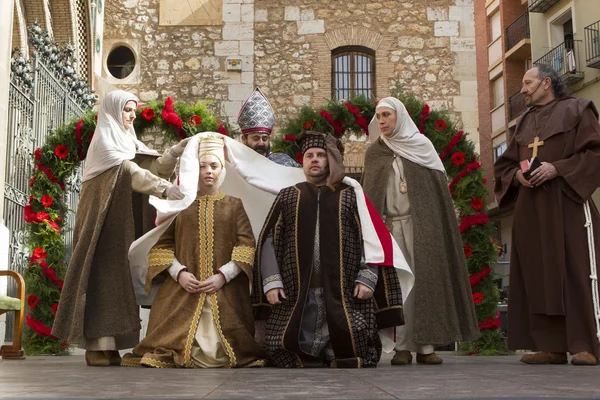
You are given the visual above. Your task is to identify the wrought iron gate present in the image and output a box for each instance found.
[3,53,87,341]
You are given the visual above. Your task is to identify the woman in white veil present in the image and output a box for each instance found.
[52,90,186,367]
[362,97,479,366]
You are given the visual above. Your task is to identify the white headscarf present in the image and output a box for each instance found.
[369,97,445,173]
[82,90,155,182]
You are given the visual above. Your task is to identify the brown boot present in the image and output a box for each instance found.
[417,352,443,365]
[571,352,599,366]
[391,350,412,365]
[520,351,567,365]
[104,351,122,366]
[85,350,110,367]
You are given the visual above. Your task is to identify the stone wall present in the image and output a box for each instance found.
[101,0,478,159]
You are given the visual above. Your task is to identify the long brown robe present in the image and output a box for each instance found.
[495,97,600,357]
[52,156,173,348]
[128,194,266,368]
[362,138,480,346]
[53,164,142,346]
[252,182,404,368]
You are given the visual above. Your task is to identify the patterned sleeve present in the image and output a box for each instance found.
[252,191,284,309]
[144,220,176,293]
[230,199,256,279]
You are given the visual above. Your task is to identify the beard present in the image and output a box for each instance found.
[250,143,270,157]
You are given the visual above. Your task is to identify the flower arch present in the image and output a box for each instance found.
[24,90,506,356]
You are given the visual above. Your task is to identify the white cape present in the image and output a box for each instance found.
[128,132,414,351]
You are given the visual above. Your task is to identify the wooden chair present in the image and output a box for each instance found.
[0,270,25,359]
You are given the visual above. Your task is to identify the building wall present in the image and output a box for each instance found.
[100,0,479,157]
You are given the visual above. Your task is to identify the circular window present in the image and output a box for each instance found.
[107,46,136,79]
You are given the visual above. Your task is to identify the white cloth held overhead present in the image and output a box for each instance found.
[369,97,445,173]
[129,132,414,308]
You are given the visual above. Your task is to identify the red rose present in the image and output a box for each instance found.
[463,244,473,258]
[51,303,59,315]
[33,247,47,259]
[35,212,50,223]
[41,195,53,208]
[24,205,35,223]
[29,176,36,187]
[303,121,315,130]
[482,177,488,184]
[218,122,228,136]
[141,108,155,121]
[27,294,39,309]
[54,145,69,160]
[48,221,60,233]
[295,152,304,164]
[94,114,98,121]
[472,292,484,305]
[34,148,42,160]
[434,120,447,131]
[451,152,466,166]
[471,197,484,211]
[284,134,296,141]
[189,115,202,126]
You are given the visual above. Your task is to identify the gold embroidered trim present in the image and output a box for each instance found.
[376,305,403,312]
[183,293,206,368]
[339,187,358,357]
[209,293,237,368]
[140,356,176,369]
[120,358,142,368]
[148,248,174,267]
[282,186,303,367]
[231,246,255,266]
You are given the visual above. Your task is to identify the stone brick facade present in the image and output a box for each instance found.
[100,0,479,162]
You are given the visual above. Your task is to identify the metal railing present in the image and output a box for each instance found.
[3,56,85,341]
[528,0,560,13]
[584,20,600,69]
[506,12,530,52]
[533,40,584,84]
[508,90,526,121]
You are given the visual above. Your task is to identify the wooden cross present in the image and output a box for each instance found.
[528,136,545,158]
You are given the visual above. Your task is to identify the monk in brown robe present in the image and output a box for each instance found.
[495,64,600,366]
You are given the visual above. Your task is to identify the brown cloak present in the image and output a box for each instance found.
[362,138,480,346]
[252,182,404,368]
[495,97,600,357]
[52,164,140,344]
[130,194,266,368]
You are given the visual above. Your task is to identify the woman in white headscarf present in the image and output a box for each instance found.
[362,97,479,366]
[52,90,186,367]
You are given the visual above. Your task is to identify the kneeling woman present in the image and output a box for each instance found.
[123,135,266,368]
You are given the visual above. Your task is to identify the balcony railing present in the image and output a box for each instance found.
[533,40,584,86]
[528,0,560,13]
[584,20,600,69]
[509,91,526,121]
[506,12,530,51]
